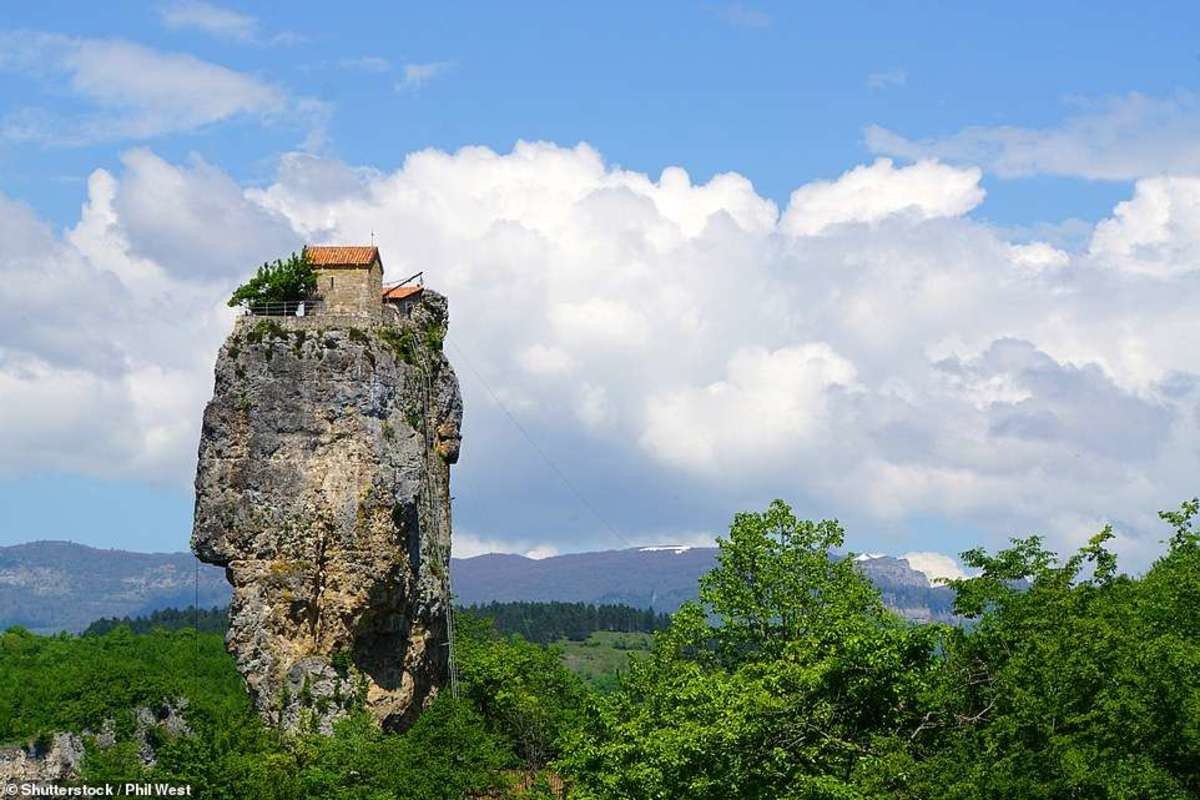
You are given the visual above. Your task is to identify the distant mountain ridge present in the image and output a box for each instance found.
[0,541,956,634]
[451,545,955,622]
[0,541,230,635]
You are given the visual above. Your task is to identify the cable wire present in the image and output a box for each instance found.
[447,338,633,549]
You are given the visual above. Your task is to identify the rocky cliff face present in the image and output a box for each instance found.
[0,734,85,785]
[0,700,191,783]
[191,291,461,733]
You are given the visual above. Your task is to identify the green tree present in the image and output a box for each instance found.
[699,500,893,660]
[561,500,942,800]
[891,503,1200,799]
[273,701,509,800]
[463,601,671,644]
[456,611,589,772]
[227,251,317,309]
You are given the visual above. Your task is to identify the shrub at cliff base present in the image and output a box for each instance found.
[0,609,584,798]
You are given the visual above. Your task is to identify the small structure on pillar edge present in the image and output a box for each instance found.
[250,244,424,322]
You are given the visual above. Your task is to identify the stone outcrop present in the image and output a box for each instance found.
[0,734,84,785]
[133,699,191,766]
[0,700,191,784]
[191,291,462,733]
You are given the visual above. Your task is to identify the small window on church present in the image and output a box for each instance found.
[330,277,334,288]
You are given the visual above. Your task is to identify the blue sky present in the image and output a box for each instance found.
[2,2,1200,578]
[6,1,1179,226]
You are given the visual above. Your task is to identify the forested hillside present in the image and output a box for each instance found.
[83,601,670,645]
[462,601,671,643]
[84,606,229,636]
[0,542,229,634]
[3,499,1197,798]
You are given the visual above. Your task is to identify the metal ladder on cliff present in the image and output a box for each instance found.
[416,351,459,699]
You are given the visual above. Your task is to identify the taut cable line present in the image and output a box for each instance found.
[447,338,634,550]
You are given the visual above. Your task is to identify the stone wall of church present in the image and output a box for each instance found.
[316,262,383,320]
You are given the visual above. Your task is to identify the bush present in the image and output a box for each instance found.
[2,624,519,799]
[456,612,589,772]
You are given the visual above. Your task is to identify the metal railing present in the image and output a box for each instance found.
[243,299,324,317]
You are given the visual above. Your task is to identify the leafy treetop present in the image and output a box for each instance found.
[227,252,317,308]
[561,497,1200,800]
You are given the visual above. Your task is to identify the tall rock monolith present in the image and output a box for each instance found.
[191,290,461,733]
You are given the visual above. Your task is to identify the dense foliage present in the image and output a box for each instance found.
[84,606,229,636]
[81,601,667,645]
[4,498,1198,798]
[888,509,1200,798]
[1,610,583,798]
[0,625,246,745]
[560,500,942,798]
[465,601,671,644]
[456,613,589,772]
[226,251,317,309]
[559,499,1200,799]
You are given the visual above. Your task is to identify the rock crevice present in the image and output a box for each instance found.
[191,291,461,733]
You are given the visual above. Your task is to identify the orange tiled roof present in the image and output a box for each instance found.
[304,245,380,268]
[383,285,423,301]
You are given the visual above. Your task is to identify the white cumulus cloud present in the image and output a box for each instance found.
[1089,175,1200,278]
[3,140,1200,566]
[641,344,858,473]
[901,551,968,582]
[780,158,985,236]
